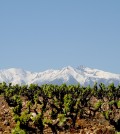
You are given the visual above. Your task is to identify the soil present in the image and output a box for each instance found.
[0,96,116,134]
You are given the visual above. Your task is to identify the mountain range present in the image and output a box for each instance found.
[0,66,120,86]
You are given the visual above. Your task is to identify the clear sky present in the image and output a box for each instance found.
[0,1,120,73]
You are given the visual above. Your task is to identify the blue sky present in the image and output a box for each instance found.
[0,1,120,73]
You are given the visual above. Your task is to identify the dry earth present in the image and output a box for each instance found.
[0,96,116,134]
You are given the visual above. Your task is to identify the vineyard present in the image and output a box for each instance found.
[0,82,120,134]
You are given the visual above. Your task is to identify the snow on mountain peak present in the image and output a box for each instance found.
[77,65,86,70]
[6,68,27,75]
[0,66,120,86]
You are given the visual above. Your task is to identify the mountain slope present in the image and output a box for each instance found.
[0,66,120,86]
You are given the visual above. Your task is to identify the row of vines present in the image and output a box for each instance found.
[0,82,120,133]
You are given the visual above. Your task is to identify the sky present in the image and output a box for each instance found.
[0,1,120,73]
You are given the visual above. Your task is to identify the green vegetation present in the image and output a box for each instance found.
[0,82,119,133]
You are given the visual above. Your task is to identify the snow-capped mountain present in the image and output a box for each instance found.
[0,66,120,86]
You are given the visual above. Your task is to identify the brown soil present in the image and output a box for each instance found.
[0,96,116,134]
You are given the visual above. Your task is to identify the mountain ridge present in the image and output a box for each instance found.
[0,66,120,86]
